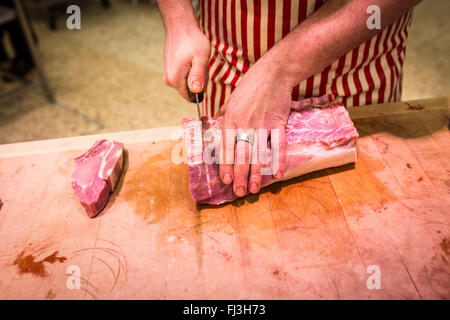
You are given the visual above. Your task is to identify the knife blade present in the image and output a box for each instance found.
[194,93,201,119]
[187,86,204,119]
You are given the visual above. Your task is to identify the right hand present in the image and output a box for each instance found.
[162,25,211,101]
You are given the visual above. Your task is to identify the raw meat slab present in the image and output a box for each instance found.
[72,139,124,217]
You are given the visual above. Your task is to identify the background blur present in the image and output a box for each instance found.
[0,0,448,144]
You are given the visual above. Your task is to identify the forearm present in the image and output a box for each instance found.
[157,0,199,31]
[265,0,421,87]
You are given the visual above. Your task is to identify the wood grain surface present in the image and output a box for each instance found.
[0,97,448,299]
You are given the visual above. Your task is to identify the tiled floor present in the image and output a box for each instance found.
[0,0,448,144]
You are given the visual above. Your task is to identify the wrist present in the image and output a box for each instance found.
[160,7,199,34]
[166,21,203,43]
[158,0,199,32]
[261,41,306,89]
[165,17,198,32]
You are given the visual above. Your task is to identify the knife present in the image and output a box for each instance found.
[187,87,204,119]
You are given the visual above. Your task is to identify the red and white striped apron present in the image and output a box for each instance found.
[198,0,413,116]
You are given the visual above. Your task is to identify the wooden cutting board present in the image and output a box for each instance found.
[0,97,449,300]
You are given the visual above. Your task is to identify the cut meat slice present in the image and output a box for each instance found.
[72,139,124,217]
[181,94,359,205]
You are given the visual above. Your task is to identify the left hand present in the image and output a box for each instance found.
[217,54,294,197]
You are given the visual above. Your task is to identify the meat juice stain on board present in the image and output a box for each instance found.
[13,250,67,277]
[122,141,182,225]
[405,102,425,111]
[45,289,57,299]
[414,236,450,298]
[122,139,211,267]
[441,238,450,255]
[123,140,239,249]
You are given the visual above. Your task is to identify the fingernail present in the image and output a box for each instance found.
[191,81,201,92]
[250,183,258,194]
[236,186,245,196]
[223,173,231,184]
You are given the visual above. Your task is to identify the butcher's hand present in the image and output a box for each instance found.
[162,24,210,101]
[218,53,294,197]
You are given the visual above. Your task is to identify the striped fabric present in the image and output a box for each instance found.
[198,0,413,116]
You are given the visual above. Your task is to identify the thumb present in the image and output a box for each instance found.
[187,54,209,93]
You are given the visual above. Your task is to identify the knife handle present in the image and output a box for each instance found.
[187,87,204,103]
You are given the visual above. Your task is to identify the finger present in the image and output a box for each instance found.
[219,120,235,185]
[214,103,227,118]
[187,53,209,93]
[233,130,252,197]
[178,82,191,102]
[249,129,267,194]
[271,127,286,180]
[163,59,191,101]
[165,72,192,102]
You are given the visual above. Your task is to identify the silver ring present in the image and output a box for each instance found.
[236,132,254,145]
